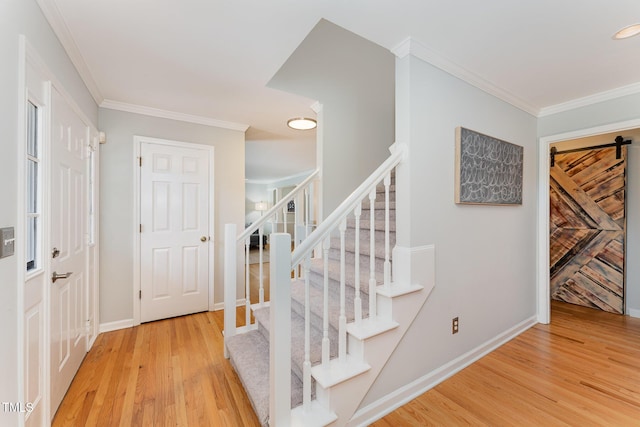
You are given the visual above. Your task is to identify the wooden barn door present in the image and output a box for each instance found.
[550,146,626,314]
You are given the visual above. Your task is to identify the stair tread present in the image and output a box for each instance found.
[253,305,337,381]
[290,278,370,336]
[308,257,387,295]
[226,330,304,427]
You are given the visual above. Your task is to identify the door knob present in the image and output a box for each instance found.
[200,236,208,242]
[52,271,73,283]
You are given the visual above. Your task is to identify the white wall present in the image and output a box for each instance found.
[98,108,245,324]
[0,0,98,420]
[268,19,395,215]
[361,53,538,407]
[539,94,640,316]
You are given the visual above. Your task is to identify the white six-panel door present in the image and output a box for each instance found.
[49,87,89,417]
[140,140,211,323]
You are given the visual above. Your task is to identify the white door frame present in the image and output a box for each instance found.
[17,36,99,426]
[536,118,640,324]
[132,136,215,326]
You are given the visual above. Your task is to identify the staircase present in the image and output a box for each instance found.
[224,144,434,426]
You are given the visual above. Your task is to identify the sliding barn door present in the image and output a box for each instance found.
[550,146,626,314]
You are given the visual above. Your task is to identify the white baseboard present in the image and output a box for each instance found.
[99,319,134,333]
[628,308,640,318]
[212,298,247,311]
[98,300,247,333]
[350,315,538,426]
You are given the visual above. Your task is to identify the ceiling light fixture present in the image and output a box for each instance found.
[287,117,317,130]
[613,23,640,39]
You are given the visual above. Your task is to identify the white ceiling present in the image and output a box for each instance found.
[40,0,640,180]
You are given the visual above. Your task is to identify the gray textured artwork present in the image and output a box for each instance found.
[455,127,523,205]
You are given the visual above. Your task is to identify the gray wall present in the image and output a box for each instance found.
[539,93,640,316]
[98,108,245,324]
[268,19,395,215]
[362,53,538,407]
[0,0,98,417]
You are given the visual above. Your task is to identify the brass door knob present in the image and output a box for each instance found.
[200,236,208,242]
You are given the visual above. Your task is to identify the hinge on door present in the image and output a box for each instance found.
[139,156,142,167]
[139,224,142,233]
[139,290,142,299]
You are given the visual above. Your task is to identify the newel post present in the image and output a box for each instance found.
[270,233,292,426]
[223,223,237,358]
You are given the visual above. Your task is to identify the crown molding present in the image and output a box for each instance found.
[36,0,104,105]
[100,99,250,131]
[392,37,538,116]
[310,101,323,113]
[538,81,640,117]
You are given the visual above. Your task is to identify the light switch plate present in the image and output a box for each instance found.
[0,227,15,258]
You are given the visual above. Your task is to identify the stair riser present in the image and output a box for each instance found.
[327,248,388,273]
[352,209,396,222]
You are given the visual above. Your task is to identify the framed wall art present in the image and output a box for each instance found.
[454,127,523,205]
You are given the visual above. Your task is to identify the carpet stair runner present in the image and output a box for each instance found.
[226,179,395,426]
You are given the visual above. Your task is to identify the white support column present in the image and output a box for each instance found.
[223,223,237,358]
[269,233,292,426]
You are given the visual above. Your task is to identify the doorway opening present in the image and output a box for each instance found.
[537,121,640,324]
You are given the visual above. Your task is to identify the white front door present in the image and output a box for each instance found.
[140,140,212,323]
[49,87,89,416]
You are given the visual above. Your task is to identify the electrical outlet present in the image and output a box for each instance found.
[452,317,459,334]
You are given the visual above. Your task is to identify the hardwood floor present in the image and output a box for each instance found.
[373,301,640,426]
[54,299,640,426]
[52,308,260,427]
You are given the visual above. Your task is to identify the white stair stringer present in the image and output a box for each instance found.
[296,244,436,426]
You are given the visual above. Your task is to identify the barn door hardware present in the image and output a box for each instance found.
[550,135,632,167]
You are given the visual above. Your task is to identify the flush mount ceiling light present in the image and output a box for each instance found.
[287,117,317,130]
[613,23,640,39]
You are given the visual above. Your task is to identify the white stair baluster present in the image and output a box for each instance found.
[369,188,377,319]
[322,237,331,368]
[384,172,391,287]
[354,202,362,325]
[303,257,312,411]
[245,236,251,325]
[339,219,347,363]
[258,225,265,306]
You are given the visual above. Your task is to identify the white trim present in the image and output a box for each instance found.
[101,99,249,132]
[391,38,538,116]
[537,118,640,324]
[17,36,27,427]
[350,315,538,426]
[245,169,316,186]
[132,136,216,326]
[35,0,103,105]
[628,309,640,319]
[213,298,247,312]
[539,82,640,117]
[99,319,134,333]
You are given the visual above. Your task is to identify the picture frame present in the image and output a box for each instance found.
[454,127,523,205]
[287,200,295,213]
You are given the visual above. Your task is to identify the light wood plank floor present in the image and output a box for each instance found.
[54,299,640,426]
[373,300,640,426]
